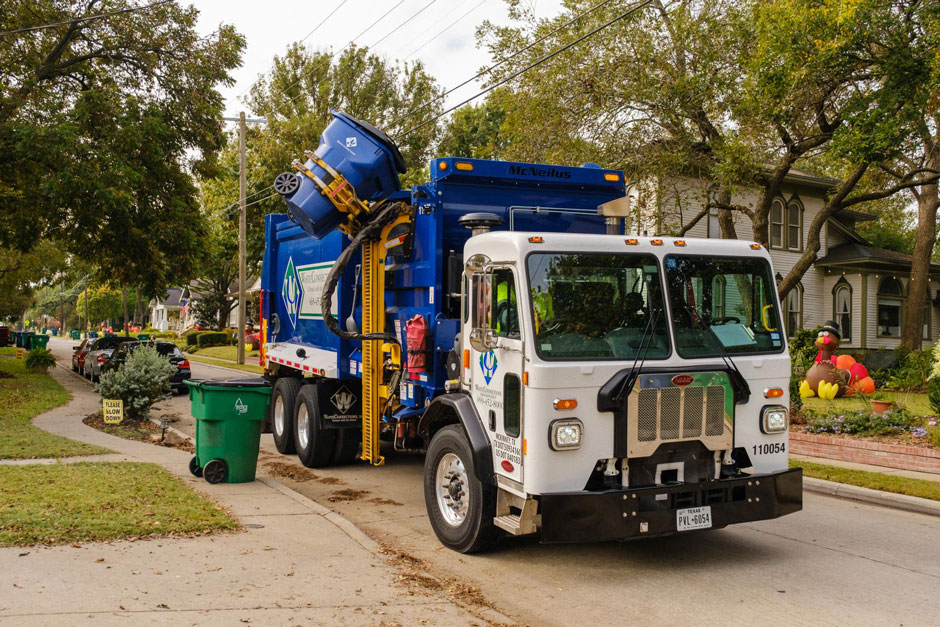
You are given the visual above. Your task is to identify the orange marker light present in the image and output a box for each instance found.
[523,439,527,455]
[764,387,784,398]
[439,161,448,171]
[674,240,686,246]
[528,236,544,243]
[463,349,470,369]
[750,244,762,250]
[625,238,639,245]
[651,239,664,246]
[455,162,474,171]
[604,173,621,182]
[553,398,578,410]
[522,371,529,386]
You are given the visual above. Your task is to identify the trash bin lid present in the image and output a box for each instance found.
[198,378,271,389]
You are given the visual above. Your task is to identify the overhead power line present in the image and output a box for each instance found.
[398,0,654,138]
[370,0,440,49]
[392,0,621,128]
[403,0,487,61]
[0,0,174,36]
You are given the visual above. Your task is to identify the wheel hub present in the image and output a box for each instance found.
[297,405,309,450]
[274,395,285,436]
[435,453,469,526]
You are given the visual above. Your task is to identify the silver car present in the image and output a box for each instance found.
[83,336,137,382]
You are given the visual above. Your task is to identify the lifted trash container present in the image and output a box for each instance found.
[184,378,272,484]
[29,334,50,350]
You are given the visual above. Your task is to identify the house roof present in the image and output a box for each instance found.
[152,287,185,309]
[780,168,838,190]
[815,243,940,276]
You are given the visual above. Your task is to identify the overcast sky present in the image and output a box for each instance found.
[194,0,564,123]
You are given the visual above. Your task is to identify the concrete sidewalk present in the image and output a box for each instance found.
[0,355,487,626]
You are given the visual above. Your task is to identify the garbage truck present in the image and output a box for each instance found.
[259,110,802,552]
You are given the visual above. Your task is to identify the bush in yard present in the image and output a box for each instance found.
[96,345,176,420]
[184,330,202,347]
[886,347,934,392]
[928,378,940,416]
[197,331,228,348]
[803,406,921,437]
[24,348,56,374]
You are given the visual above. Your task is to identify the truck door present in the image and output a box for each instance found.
[465,267,525,484]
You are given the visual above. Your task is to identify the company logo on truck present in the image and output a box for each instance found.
[331,387,356,413]
[282,257,304,328]
[480,350,498,385]
[508,165,572,179]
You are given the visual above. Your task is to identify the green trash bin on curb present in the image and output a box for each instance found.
[70,330,81,340]
[29,334,50,350]
[184,378,272,484]
[21,332,35,349]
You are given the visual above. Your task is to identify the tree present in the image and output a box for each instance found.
[0,1,245,296]
[189,206,239,331]
[76,286,136,326]
[0,240,66,320]
[438,101,508,159]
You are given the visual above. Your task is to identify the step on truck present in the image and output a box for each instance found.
[260,110,802,553]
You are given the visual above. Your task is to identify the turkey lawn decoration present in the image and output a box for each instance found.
[799,321,875,400]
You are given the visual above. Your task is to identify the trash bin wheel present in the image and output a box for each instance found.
[189,456,203,478]
[203,459,227,484]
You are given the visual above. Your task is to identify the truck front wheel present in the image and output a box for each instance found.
[294,384,336,468]
[270,378,301,454]
[424,425,501,553]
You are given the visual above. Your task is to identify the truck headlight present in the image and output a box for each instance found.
[550,418,583,450]
[761,405,788,434]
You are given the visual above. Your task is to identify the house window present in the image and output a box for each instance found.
[711,275,726,319]
[877,277,904,337]
[787,198,802,251]
[785,283,802,337]
[833,279,852,343]
[770,199,784,248]
[707,206,720,239]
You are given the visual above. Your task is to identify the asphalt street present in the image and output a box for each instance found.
[62,340,940,626]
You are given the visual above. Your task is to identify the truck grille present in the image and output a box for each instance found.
[628,375,733,458]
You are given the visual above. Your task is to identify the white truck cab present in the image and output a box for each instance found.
[422,232,801,551]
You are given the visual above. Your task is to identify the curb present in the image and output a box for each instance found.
[803,476,940,518]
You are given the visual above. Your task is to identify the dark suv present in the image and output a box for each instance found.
[101,341,191,393]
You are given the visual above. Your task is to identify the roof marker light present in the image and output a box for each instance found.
[625,238,638,245]
[750,244,762,250]
[528,236,544,243]
[604,173,621,182]
[674,240,686,246]
[651,239,664,246]
[439,161,448,171]
[455,162,474,171]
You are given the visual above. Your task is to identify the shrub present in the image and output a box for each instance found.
[803,406,921,437]
[184,330,202,347]
[197,331,229,348]
[928,378,940,415]
[885,348,933,392]
[96,345,176,420]
[24,348,56,373]
[789,326,821,372]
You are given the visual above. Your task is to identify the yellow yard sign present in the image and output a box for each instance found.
[15,348,24,359]
[103,399,124,425]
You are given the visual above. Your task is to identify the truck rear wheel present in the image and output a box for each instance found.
[424,425,501,553]
[294,384,336,468]
[270,378,301,454]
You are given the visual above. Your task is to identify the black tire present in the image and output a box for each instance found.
[189,456,203,478]
[332,427,361,465]
[423,425,502,553]
[203,459,226,484]
[270,378,301,454]
[294,384,336,468]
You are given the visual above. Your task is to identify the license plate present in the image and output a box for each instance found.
[676,506,712,532]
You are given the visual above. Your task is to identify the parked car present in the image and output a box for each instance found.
[71,338,95,373]
[83,336,138,383]
[101,340,191,393]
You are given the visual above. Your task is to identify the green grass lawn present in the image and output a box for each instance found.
[0,346,16,356]
[802,391,933,416]
[0,359,111,459]
[793,459,940,502]
[190,345,260,361]
[0,462,238,546]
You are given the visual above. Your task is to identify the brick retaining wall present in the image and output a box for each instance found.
[790,431,940,475]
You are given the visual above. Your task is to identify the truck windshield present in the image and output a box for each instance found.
[664,255,784,357]
[526,253,669,360]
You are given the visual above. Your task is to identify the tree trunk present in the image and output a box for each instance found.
[134,288,143,326]
[716,190,738,239]
[122,285,129,337]
[83,287,88,338]
[900,185,939,350]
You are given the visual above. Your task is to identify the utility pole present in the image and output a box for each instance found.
[237,111,247,365]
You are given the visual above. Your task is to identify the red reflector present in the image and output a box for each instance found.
[97,355,108,362]
[500,460,514,473]
[672,374,694,386]
[179,360,190,369]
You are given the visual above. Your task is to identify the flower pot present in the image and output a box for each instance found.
[871,400,894,414]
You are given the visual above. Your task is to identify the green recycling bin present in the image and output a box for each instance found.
[13,332,22,348]
[184,378,271,484]
[136,333,150,341]
[70,330,81,340]
[29,334,50,350]
[20,332,35,349]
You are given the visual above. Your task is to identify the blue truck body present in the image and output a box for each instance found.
[261,156,626,419]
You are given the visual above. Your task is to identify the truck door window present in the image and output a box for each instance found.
[490,269,520,339]
[504,373,521,437]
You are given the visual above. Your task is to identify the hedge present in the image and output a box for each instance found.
[184,331,201,347]
[196,332,229,348]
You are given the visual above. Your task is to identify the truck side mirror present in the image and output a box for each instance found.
[467,269,498,352]
[468,327,488,352]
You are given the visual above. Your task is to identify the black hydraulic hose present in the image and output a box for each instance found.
[321,202,403,344]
